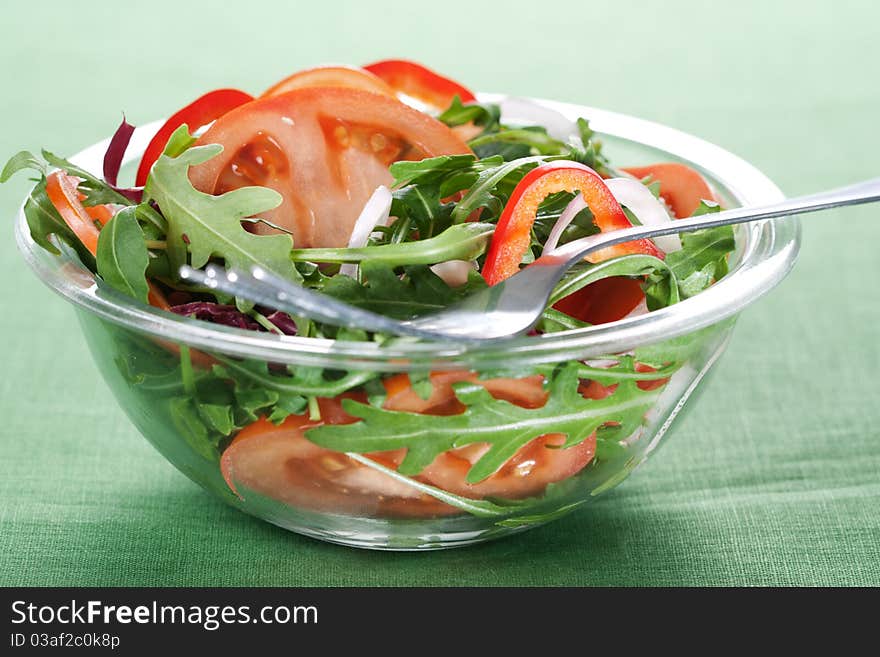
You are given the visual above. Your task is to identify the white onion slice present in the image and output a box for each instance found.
[497,97,577,141]
[542,179,683,257]
[430,260,476,287]
[604,178,681,253]
[543,193,587,254]
[339,185,392,279]
[623,298,649,319]
[584,358,620,369]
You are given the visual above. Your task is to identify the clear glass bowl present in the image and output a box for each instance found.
[15,95,800,550]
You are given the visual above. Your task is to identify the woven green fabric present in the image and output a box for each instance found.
[1,1,878,586]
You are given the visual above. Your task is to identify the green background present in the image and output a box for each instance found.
[1,0,878,586]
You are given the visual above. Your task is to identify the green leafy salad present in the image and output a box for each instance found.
[2,60,736,520]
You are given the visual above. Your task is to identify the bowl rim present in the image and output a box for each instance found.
[15,93,801,371]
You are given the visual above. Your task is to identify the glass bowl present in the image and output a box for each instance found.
[15,94,800,550]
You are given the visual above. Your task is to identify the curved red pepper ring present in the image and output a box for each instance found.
[135,88,254,187]
[363,59,476,111]
[481,161,664,286]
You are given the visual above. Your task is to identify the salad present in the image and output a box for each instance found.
[3,60,736,521]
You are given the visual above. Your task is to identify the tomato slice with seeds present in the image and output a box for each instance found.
[135,88,254,187]
[188,87,471,249]
[220,413,457,517]
[261,65,396,99]
[220,371,596,517]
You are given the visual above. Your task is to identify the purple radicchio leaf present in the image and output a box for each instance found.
[263,311,298,335]
[170,302,261,331]
[103,116,143,203]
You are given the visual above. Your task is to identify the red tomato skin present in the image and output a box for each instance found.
[221,371,597,517]
[187,87,471,249]
[553,277,646,325]
[261,65,396,98]
[622,162,717,218]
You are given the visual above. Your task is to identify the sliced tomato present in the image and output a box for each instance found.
[83,202,116,227]
[135,88,254,187]
[579,379,614,400]
[220,413,456,517]
[553,276,645,325]
[145,283,172,311]
[482,161,664,285]
[45,171,102,256]
[382,371,547,414]
[45,173,217,368]
[316,391,369,424]
[577,362,669,402]
[261,65,396,98]
[188,87,471,249]
[363,59,477,110]
[420,433,595,500]
[382,372,591,500]
[622,162,717,218]
[220,370,595,517]
[138,281,217,368]
[634,363,669,391]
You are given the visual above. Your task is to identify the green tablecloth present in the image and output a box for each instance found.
[1,1,878,586]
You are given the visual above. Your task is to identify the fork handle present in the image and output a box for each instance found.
[550,176,880,263]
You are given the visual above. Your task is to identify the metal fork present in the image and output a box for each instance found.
[180,177,880,342]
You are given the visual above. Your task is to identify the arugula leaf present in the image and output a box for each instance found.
[437,97,501,132]
[306,361,660,483]
[96,206,149,302]
[469,127,569,159]
[549,254,678,306]
[143,143,301,298]
[390,154,484,187]
[118,336,315,460]
[290,222,494,265]
[386,154,503,240]
[2,148,132,206]
[450,155,548,223]
[645,201,734,308]
[1,153,93,265]
[198,403,236,435]
[321,262,487,320]
[0,150,45,181]
[211,356,378,399]
[389,185,453,240]
[2,148,142,270]
[18,177,96,268]
[162,124,198,158]
[635,319,734,367]
[536,308,590,333]
[169,397,221,461]
[41,150,131,206]
[570,118,612,175]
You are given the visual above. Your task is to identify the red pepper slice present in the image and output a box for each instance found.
[481,161,663,285]
[363,59,476,111]
[622,162,716,218]
[135,88,254,187]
